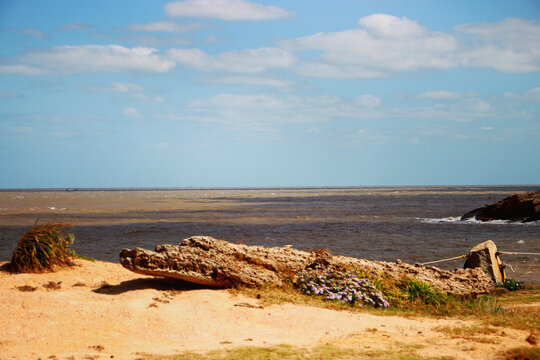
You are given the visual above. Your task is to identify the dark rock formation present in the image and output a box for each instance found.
[120,236,494,295]
[461,189,540,223]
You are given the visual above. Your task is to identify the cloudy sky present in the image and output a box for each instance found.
[1,0,539,188]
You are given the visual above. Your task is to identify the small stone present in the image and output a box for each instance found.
[526,332,538,345]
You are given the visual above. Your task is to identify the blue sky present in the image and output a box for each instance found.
[0,0,539,188]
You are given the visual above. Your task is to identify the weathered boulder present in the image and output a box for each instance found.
[461,189,540,222]
[463,240,505,283]
[120,236,494,295]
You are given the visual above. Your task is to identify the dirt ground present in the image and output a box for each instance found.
[0,259,535,360]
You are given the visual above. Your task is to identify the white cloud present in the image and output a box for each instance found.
[130,93,166,104]
[183,93,385,124]
[204,34,218,44]
[394,97,494,122]
[0,90,21,98]
[354,94,382,107]
[525,87,540,99]
[0,64,45,75]
[198,75,294,87]
[358,13,427,38]
[178,89,532,128]
[21,28,47,38]
[164,0,295,21]
[127,21,203,33]
[417,90,482,100]
[285,14,457,78]
[122,107,141,118]
[167,47,295,73]
[503,87,540,100]
[0,45,175,75]
[108,82,144,93]
[282,14,540,78]
[91,31,193,46]
[57,22,96,31]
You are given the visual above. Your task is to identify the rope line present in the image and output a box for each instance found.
[419,254,467,266]
[418,250,539,266]
[498,251,540,256]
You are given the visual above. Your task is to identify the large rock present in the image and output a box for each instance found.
[461,189,540,222]
[120,236,494,295]
[463,240,505,283]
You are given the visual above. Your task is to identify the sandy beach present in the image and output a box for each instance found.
[0,259,536,360]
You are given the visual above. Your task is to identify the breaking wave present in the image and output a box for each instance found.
[419,217,539,225]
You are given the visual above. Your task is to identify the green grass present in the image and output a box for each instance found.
[141,344,457,360]
[399,279,448,306]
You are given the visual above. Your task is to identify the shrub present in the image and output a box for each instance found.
[297,270,389,308]
[499,278,523,291]
[400,278,448,306]
[10,222,75,273]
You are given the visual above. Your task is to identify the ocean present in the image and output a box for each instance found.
[1,186,538,284]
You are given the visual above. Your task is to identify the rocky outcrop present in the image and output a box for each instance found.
[461,189,540,222]
[120,236,494,295]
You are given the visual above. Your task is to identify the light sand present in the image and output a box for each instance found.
[0,260,534,360]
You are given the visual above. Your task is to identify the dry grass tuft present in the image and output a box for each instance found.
[498,346,540,360]
[9,221,75,273]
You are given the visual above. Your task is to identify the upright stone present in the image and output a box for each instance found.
[464,240,505,283]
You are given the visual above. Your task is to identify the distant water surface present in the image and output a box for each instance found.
[0,186,538,284]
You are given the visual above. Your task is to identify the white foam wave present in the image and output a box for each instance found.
[419,217,539,225]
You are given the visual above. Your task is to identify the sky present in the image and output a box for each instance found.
[0,0,539,188]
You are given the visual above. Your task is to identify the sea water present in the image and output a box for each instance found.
[1,186,538,284]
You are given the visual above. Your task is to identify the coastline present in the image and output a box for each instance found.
[0,259,536,360]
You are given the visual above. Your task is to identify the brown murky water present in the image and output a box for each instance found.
[1,186,538,284]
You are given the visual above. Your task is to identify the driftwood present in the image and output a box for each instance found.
[120,236,494,295]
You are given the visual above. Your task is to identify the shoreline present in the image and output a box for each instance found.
[0,259,537,360]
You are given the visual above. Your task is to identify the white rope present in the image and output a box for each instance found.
[417,250,539,267]
[498,251,540,256]
[419,254,467,266]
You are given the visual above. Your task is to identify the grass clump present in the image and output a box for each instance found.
[498,346,540,360]
[9,221,75,273]
[399,278,448,306]
[141,344,456,360]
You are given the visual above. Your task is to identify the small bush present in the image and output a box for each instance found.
[10,222,75,273]
[499,278,523,291]
[400,278,448,306]
[297,270,389,308]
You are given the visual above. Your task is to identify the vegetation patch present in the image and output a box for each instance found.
[297,270,389,308]
[141,344,457,360]
[16,285,37,292]
[237,270,539,334]
[497,346,540,360]
[435,325,503,344]
[498,278,524,292]
[399,279,448,306]
[9,222,76,273]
